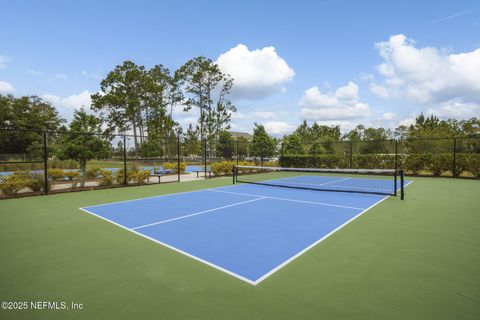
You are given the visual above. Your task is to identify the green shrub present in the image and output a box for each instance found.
[211,161,235,176]
[0,173,31,195]
[130,170,150,184]
[427,153,452,176]
[47,168,66,180]
[404,154,430,175]
[85,167,101,179]
[98,170,114,186]
[280,154,347,169]
[162,162,187,173]
[462,154,480,177]
[64,171,80,180]
[28,174,44,192]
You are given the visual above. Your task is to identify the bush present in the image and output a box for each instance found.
[85,167,101,179]
[28,174,44,192]
[64,171,80,180]
[130,170,150,184]
[98,170,114,186]
[404,154,430,175]
[462,154,480,177]
[211,161,235,176]
[0,173,31,195]
[427,154,452,176]
[280,154,348,169]
[162,162,187,173]
[47,168,66,180]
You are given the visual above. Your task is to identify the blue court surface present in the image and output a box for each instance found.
[80,180,409,285]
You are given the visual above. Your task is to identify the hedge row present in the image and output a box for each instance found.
[0,168,156,196]
[279,153,480,177]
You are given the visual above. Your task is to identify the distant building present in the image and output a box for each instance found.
[229,131,252,140]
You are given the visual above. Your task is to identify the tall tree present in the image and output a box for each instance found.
[0,94,65,157]
[58,109,111,185]
[283,133,305,155]
[144,64,182,137]
[215,130,234,159]
[91,61,147,149]
[176,57,235,144]
[182,124,200,158]
[249,124,276,163]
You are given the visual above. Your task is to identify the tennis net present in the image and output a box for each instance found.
[233,165,405,199]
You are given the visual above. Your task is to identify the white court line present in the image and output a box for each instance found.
[252,180,414,285]
[207,189,366,211]
[132,197,266,230]
[78,207,256,285]
[79,179,414,286]
[251,194,390,285]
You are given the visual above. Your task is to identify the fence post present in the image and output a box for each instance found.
[236,139,239,165]
[453,138,457,178]
[177,135,181,182]
[349,141,353,169]
[123,135,127,186]
[204,138,207,179]
[395,140,398,169]
[43,131,49,194]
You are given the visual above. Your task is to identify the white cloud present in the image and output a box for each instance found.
[251,111,278,119]
[216,44,295,100]
[379,112,397,121]
[42,90,92,119]
[428,10,472,24]
[27,69,43,76]
[426,101,480,119]
[0,81,14,94]
[0,55,9,69]
[299,82,370,121]
[230,112,248,121]
[372,34,480,105]
[369,83,390,98]
[315,120,359,132]
[263,121,294,136]
[398,118,415,127]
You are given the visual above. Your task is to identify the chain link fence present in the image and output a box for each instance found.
[1,129,478,199]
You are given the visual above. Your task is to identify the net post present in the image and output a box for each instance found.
[177,135,181,182]
[43,131,49,194]
[393,169,397,196]
[204,138,207,179]
[400,169,405,200]
[123,135,127,186]
[232,165,236,184]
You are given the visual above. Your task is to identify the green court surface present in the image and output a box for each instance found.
[0,177,479,319]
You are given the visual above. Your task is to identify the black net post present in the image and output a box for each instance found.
[400,169,405,200]
[203,138,207,179]
[232,165,236,184]
[177,135,181,182]
[123,134,127,186]
[394,169,397,196]
[43,131,49,194]
[453,138,457,178]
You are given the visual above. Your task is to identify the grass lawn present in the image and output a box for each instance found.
[0,176,479,319]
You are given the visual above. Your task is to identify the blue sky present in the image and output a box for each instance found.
[1,0,479,135]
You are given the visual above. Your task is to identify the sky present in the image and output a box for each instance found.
[0,0,479,136]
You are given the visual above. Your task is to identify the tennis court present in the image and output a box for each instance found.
[80,168,410,284]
